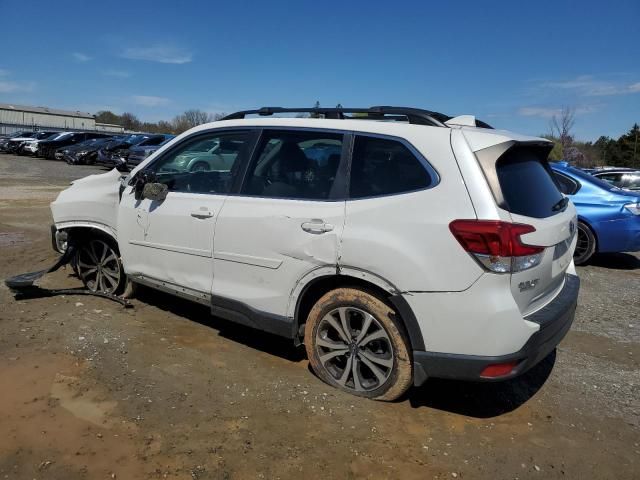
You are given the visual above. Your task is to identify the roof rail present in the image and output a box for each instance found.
[220,106,470,128]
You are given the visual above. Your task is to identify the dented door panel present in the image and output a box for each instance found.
[212,196,345,316]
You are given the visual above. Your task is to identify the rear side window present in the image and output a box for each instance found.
[553,172,580,195]
[496,150,564,218]
[349,135,432,199]
[242,130,343,200]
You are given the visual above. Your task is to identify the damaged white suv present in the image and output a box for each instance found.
[49,107,579,400]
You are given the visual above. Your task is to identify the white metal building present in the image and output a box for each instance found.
[0,103,124,135]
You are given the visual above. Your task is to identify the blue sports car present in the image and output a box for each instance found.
[551,162,640,264]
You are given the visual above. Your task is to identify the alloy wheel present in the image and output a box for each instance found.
[77,239,122,293]
[315,307,394,392]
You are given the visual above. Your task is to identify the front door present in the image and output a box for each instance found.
[117,130,253,298]
[212,129,347,320]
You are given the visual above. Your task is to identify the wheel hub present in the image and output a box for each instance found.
[315,306,394,392]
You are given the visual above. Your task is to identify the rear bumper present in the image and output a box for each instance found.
[412,274,579,386]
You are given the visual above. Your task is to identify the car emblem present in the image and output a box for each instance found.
[518,279,539,292]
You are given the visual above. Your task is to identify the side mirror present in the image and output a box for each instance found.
[142,182,168,202]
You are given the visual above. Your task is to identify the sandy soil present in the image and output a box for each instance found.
[0,155,638,479]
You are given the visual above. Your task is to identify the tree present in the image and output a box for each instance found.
[95,110,122,125]
[120,112,141,131]
[310,100,321,118]
[549,106,575,158]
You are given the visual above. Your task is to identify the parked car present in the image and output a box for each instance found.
[125,135,176,169]
[151,136,244,172]
[590,168,640,191]
[13,131,61,155]
[0,130,39,152]
[39,132,112,160]
[50,106,579,401]
[59,137,118,165]
[95,134,154,169]
[551,162,640,264]
[0,130,34,141]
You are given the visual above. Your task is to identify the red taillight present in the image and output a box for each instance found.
[449,220,543,257]
[480,361,518,378]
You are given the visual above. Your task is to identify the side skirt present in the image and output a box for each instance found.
[210,295,294,339]
[130,274,295,339]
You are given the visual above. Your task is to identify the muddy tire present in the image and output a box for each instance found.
[574,221,596,265]
[75,236,126,295]
[304,288,412,401]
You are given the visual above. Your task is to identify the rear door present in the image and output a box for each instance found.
[486,146,577,315]
[212,128,347,322]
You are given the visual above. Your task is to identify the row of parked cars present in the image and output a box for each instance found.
[0,129,174,170]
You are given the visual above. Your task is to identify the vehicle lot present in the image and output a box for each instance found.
[0,154,638,479]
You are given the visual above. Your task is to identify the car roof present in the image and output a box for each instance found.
[184,117,548,147]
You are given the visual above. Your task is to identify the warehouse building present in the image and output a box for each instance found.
[0,103,124,135]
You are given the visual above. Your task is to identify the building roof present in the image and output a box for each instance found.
[0,103,94,119]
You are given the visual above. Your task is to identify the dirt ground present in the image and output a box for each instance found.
[0,154,638,480]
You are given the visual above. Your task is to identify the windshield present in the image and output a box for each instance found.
[35,131,56,139]
[51,132,72,141]
[9,131,32,138]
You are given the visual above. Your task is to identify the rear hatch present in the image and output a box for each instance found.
[473,140,577,316]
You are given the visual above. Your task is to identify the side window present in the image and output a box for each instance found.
[597,173,622,186]
[147,131,250,194]
[553,172,580,195]
[242,130,343,200]
[349,135,432,199]
[622,173,640,190]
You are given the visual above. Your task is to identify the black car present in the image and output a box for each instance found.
[591,168,640,191]
[38,132,112,160]
[126,135,175,168]
[96,134,172,169]
[59,136,118,165]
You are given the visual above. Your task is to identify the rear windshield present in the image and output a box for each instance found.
[496,150,564,218]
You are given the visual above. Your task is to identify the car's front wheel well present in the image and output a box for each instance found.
[63,226,119,253]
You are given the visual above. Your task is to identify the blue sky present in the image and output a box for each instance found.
[1,0,638,140]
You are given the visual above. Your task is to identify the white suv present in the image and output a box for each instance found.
[50,106,579,401]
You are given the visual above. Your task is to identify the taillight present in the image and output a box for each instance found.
[449,220,544,273]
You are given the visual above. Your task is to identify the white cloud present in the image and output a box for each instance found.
[0,80,35,93]
[517,105,597,118]
[72,52,92,62]
[131,95,170,107]
[540,75,640,96]
[121,45,192,64]
[103,69,131,78]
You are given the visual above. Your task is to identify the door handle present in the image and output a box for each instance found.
[190,209,214,219]
[301,220,334,234]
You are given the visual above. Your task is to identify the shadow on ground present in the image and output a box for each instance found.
[136,284,554,417]
[587,252,640,270]
[135,285,305,362]
[408,351,555,418]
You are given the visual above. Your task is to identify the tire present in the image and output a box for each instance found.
[75,236,126,295]
[574,221,596,265]
[304,288,413,401]
[190,161,210,172]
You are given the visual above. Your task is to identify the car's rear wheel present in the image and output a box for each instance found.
[574,221,596,265]
[304,288,412,401]
[190,161,210,172]
[76,237,126,294]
